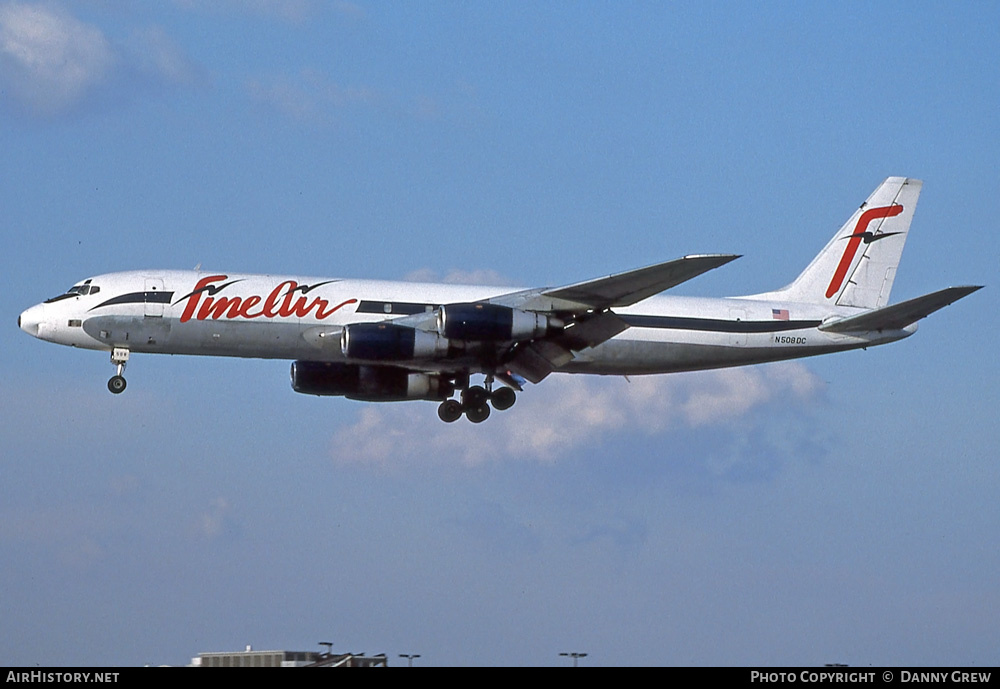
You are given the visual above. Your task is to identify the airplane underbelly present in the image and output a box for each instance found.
[83,315,172,351]
[563,331,848,375]
[84,315,310,358]
[166,318,309,358]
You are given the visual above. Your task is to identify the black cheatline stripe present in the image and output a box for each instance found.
[89,291,175,311]
[356,300,437,316]
[620,314,821,333]
[354,301,820,333]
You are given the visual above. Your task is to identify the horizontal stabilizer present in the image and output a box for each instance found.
[539,254,740,310]
[819,286,982,333]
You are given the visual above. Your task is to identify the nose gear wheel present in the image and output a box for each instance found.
[107,347,130,395]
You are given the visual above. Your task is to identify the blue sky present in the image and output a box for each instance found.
[2,1,997,666]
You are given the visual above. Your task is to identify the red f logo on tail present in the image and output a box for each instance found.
[825,205,904,299]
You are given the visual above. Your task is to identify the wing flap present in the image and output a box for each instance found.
[558,310,630,350]
[819,286,982,333]
[506,340,575,384]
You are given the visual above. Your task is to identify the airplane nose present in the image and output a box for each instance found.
[18,306,41,337]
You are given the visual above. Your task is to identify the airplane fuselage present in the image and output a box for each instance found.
[18,269,912,375]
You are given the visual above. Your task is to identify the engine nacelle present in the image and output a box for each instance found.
[341,322,448,361]
[436,303,560,341]
[290,361,451,401]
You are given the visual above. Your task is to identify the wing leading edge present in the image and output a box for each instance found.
[506,254,741,312]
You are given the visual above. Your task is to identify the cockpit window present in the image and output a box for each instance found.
[44,281,100,303]
[44,291,77,303]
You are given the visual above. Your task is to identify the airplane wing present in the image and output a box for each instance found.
[819,285,983,333]
[495,254,741,312]
[493,254,740,382]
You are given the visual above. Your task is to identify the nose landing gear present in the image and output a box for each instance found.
[107,347,129,394]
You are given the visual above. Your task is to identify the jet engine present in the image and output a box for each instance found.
[341,322,448,361]
[290,361,451,401]
[436,303,561,341]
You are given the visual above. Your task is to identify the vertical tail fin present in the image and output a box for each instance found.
[763,177,922,308]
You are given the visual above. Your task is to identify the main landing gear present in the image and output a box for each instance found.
[107,347,129,394]
[437,377,517,424]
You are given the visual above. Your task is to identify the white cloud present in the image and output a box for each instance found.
[196,496,231,540]
[329,362,823,469]
[246,69,379,125]
[174,0,353,24]
[0,4,202,117]
[403,267,518,286]
[124,25,199,86]
[0,1,113,116]
[246,66,456,127]
[237,0,316,22]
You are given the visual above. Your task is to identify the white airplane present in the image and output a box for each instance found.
[19,177,981,423]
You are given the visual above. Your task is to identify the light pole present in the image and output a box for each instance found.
[560,652,587,667]
[399,653,421,667]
